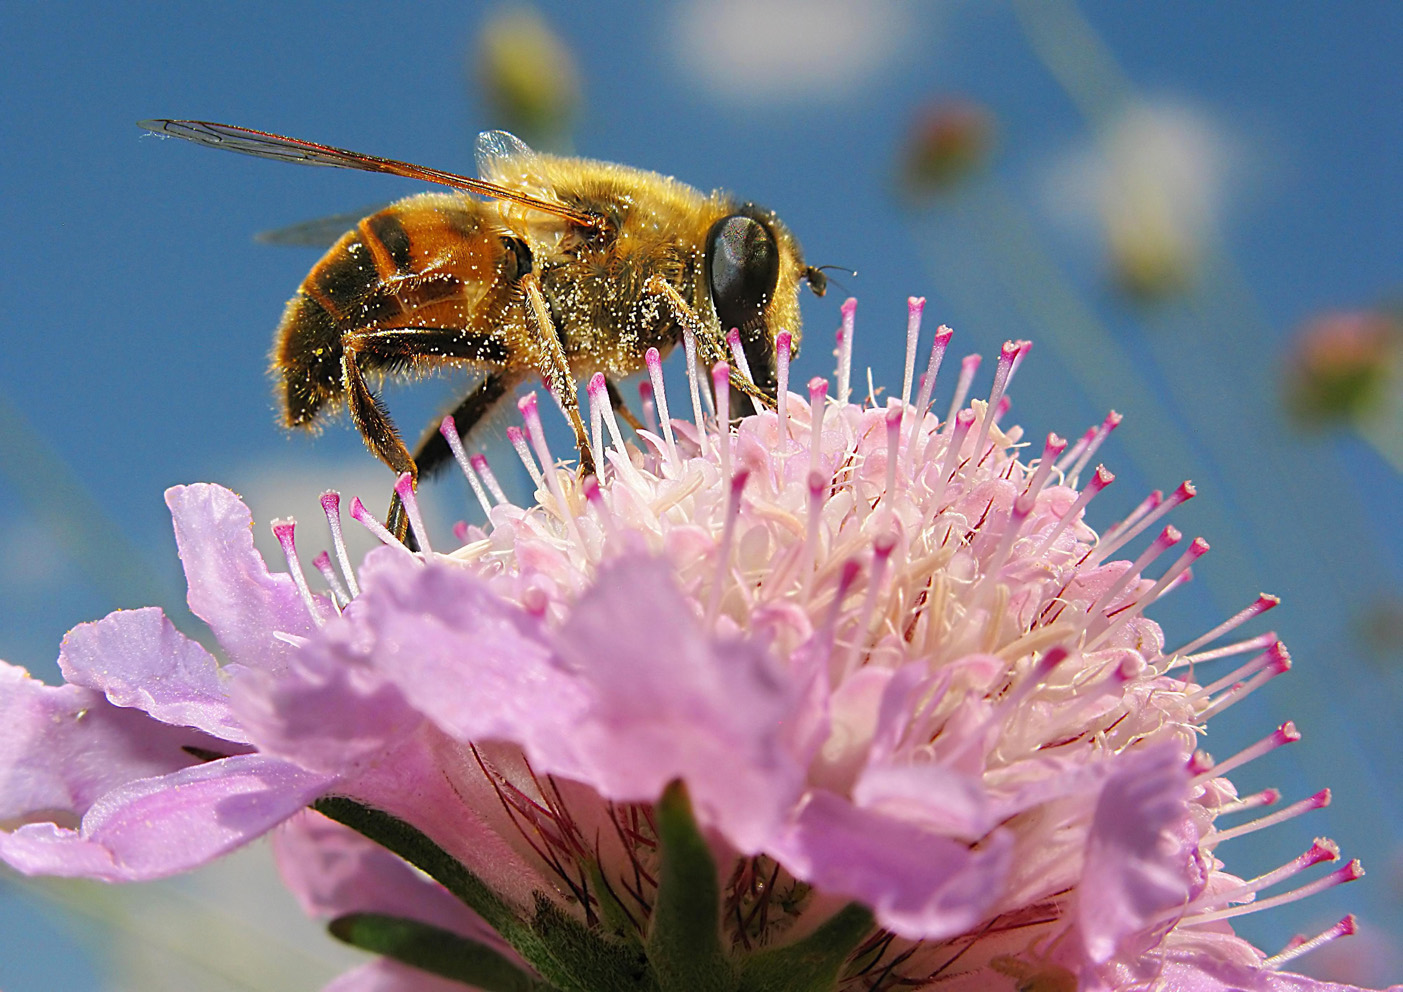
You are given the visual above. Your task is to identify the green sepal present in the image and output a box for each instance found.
[585,858,641,938]
[313,796,578,990]
[529,894,655,992]
[737,902,873,992]
[329,913,548,992]
[645,781,737,992]
[313,797,521,939]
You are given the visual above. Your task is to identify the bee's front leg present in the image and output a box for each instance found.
[642,274,773,409]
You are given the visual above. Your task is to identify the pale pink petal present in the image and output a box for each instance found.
[774,789,1013,940]
[231,634,423,777]
[338,553,803,854]
[1158,947,1402,992]
[547,555,805,854]
[1078,740,1194,964]
[57,606,248,743]
[851,762,994,841]
[342,550,588,750]
[166,483,325,672]
[0,660,233,824]
[341,730,550,910]
[0,753,332,880]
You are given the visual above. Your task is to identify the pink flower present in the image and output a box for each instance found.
[2,301,1395,991]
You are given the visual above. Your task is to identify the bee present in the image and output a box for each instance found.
[139,120,827,539]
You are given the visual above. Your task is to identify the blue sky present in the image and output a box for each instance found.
[1,2,1400,988]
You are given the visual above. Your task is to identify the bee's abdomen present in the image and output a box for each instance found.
[273,197,494,429]
[273,228,381,429]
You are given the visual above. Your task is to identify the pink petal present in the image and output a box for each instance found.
[166,483,323,672]
[0,660,233,824]
[232,632,423,777]
[547,555,805,854]
[1158,947,1402,992]
[1078,740,1194,965]
[341,730,550,908]
[851,762,994,841]
[344,550,588,751]
[58,606,248,743]
[332,553,804,855]
[774,788,1013,940]
[0,753,332,880]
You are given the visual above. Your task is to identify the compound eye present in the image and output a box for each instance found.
[706,214,780,335]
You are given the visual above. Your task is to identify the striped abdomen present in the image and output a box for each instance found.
[272,193,516,428]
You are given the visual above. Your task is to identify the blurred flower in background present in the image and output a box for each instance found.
[1283,309,1402,431]
[1044,102,1238,302]
[473,6,581,150]
[898,98,997,198]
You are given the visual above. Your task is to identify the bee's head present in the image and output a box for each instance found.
[704,203,814,403]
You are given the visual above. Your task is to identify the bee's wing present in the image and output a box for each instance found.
[473,130,546,193]
[139,120,599,228]
[254,204,392,247]
[474,130,536,178]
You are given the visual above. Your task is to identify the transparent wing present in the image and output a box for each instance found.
[474,130,536,184]
[139,120,599,228]
[254,204,392,247]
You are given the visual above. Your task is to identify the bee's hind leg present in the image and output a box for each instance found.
[385,371,519,550]
[605,379,647,434]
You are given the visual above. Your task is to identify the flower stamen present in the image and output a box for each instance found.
[1180,860,1364,927]
[506,425,545,490]
[905,321,952,477]
[1266,915,1358,969]
[439,415,493,520]
[726,328,763,415]
[393,471,433,556]
[470,451,510,505]
[311,550,348,610]
[1191,721,1300,785]
[836,297,857,404]
[943,353,981,433]
[712,362,732,480]
[271,517,324,626]
[707,469,749,627]
[1092,480,1196,565]
[1206,789,1331,845]
[901,296,926,410]
[318,490,360,597]
[349,495,409,552]
[776,329,793,444]
[682,324,712,454]
[644,347,677,465]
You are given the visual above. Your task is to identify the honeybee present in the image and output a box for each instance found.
[139,120,827,539]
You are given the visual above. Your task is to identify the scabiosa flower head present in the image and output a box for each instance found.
[2,300,1396,992]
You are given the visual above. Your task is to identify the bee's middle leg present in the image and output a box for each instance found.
[519,273,596,476]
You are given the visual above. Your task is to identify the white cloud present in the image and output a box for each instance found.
[672,0,923,103]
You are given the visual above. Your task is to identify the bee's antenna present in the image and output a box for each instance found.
[807,264,856,297]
